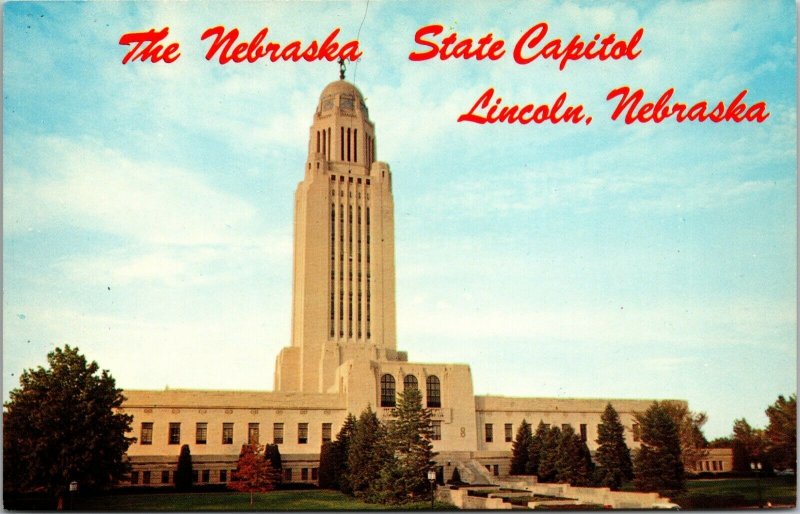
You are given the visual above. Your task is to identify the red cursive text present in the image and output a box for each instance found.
[119,27,181,64]
[201,26,362,64]
[513,22,643,70]
[458,87,590,125]
[408,24,506,61]
[607,87,770,123]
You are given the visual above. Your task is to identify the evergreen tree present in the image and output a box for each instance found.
[448,467,462,485]
[318,442,338,489]
[555,425,594,486]
[335,414,357,494]
[3,346,134,506]
[264,444,283,485]
[537,425,561,483]
[594,403,633,490]
[175,444,194,491]
[372,388,436,504]
[346,407,388,498]
[510,420,533,475]
[229,443,276,505]
[633,402,685,494]
[528,421,548,477]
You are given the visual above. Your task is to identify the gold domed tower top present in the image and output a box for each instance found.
[307,79,376,174]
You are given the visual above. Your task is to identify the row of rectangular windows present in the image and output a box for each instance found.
[484,423,590,443]
[130,467,319,485]
[140,422,332,446]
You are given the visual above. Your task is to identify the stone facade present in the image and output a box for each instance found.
[119,79,687,486]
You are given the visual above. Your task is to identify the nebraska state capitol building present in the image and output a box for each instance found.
[120,78,684,486]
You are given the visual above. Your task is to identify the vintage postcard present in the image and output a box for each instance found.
[3,0,796,509]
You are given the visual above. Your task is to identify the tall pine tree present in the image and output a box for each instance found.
[555,425,594,486]
[372,388,436,504]
[595,403,633,490]
[633,402,685,494]
[335,414,357,494]
[537,425,561,483]
[346,407,388,498]
[528,421,548,477]
[510,420,533,475]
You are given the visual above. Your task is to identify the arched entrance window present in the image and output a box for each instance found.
[380,374,396,407]
[426,375,441,408]
[404,374,418,391]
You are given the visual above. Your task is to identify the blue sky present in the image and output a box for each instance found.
[3,0,796,439]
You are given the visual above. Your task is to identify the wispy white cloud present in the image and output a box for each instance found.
[4,135,260,246]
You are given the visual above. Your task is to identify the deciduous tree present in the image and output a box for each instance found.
[633,402,685,494]
[3,346,134,506]
[594,403,633,490]
[660,401,708,472]
[731,418,767,472]
[229,443,276,505]
[764,394,796,472]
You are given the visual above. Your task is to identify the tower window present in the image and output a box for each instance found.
[340,127,344,160]
[354,128,358,162]
[485,423,493,443]
[298,423,308,444]
[380,374,396,407]
[505,423,513,443]
[404,374,418,390]
[426,375,441,408]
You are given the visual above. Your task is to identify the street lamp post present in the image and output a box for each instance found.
[751,462,763,508]
[68,481,78,510]
[427,469,436,509]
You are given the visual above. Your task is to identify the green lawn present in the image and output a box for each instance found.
[620,477,796,508]
[72,489,457,511]
[683,477,796,505]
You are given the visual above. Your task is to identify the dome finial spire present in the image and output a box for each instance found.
[338,57,346,80]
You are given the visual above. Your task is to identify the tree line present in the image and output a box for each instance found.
[317,387,436,505]
[510,397,796,495]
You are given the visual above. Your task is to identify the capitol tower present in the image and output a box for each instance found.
[274,77,401,395]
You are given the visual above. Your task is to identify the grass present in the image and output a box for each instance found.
[621,476,796,508]
[71,489,458,511]
[683,477,796,505]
